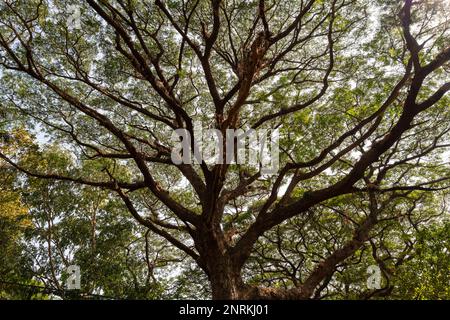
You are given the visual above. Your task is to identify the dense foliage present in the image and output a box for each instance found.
[0,0,449,299]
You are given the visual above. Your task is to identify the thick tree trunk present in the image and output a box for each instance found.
[208,257,243,299]
[194,219,248,299]
[206,252,300,299]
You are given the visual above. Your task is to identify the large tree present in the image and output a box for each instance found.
[0,0,449,299]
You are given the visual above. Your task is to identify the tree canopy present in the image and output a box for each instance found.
[0,0,449,299]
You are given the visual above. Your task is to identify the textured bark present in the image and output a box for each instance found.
[209,259,243,300]
[196,224,244,299]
